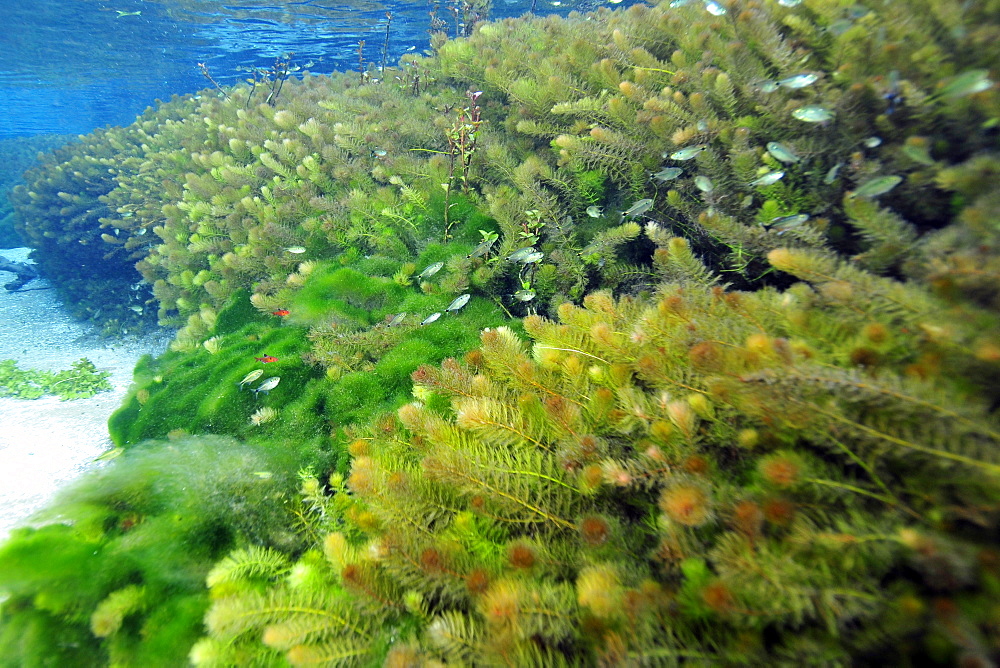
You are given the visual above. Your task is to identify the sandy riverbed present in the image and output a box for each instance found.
[0,248,171,539]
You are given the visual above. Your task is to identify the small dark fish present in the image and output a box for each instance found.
[445,294,471,312]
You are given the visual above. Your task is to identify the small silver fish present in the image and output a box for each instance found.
[585,205,603,218]
[757,80,780,93]
[766,142,800,164]
[668,145,707,161]
[765,214,809,234]
[94,447,125,462]
[777,73,819,89]
[694,175,714,193]
[445,294,471,312]
[938,69,993,100]
[749,171,785,187]
[513,289,536,302]
[901,142,934,166]
[652,167,683,181]
[704,0,726,15]
[285,246,306,254]
[253,376,280,396]
[421,312,442,325]
[507,247,537,262]
[239,369,265,389]
[418,261,444,279]
[387,312,407,327]
[520,251,545,264]
[850,175,902,198]
[622,198,654,217]
[467,238,496,259]
[824,162,843,184]
[792,106,834,122]
[863,136,882,148]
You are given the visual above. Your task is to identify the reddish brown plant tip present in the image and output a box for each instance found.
[849,346,882,367]
[762,497,796,526]
[507,543,536,570]
[682,454,710,475]
[464,348,485,367]
[659,484,712,527]
[420,547,444,572]
[580,464,605,491]
[863,322,889,344]
[731,500,764,539]
[688,341,723,371]
[341,563,362,584]
[701,581,735,613]
[465,568,490,595]
[580,515,612,546]
[759,453,801,488]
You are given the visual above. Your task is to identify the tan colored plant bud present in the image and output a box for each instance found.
[659,483,712,527]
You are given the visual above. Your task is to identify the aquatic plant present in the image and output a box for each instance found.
[0,435,303,667]
[4,0,1000,664]
[198,233,1000,663]
[0,357,111,400]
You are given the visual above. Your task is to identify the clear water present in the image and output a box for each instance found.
[0,0,621,138]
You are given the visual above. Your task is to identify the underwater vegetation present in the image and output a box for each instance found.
[0,358,111,400]
[3,0,1000,664]
[0,436,303,668]
[0,135,75,249]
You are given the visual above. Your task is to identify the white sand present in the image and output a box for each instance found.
[0,248,171,540]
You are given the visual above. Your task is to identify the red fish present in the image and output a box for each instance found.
[255,355,279,363]
[272,309,290,317]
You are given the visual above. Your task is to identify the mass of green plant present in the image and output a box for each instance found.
[2,0,1000,664]
[0,435,304,668]
[0,134,75,249]
[0,357,111,400]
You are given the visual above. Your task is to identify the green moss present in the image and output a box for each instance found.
[109,324,316,445]
[0,435,300,666]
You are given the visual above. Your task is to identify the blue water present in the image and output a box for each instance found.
[0,0,621,139]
